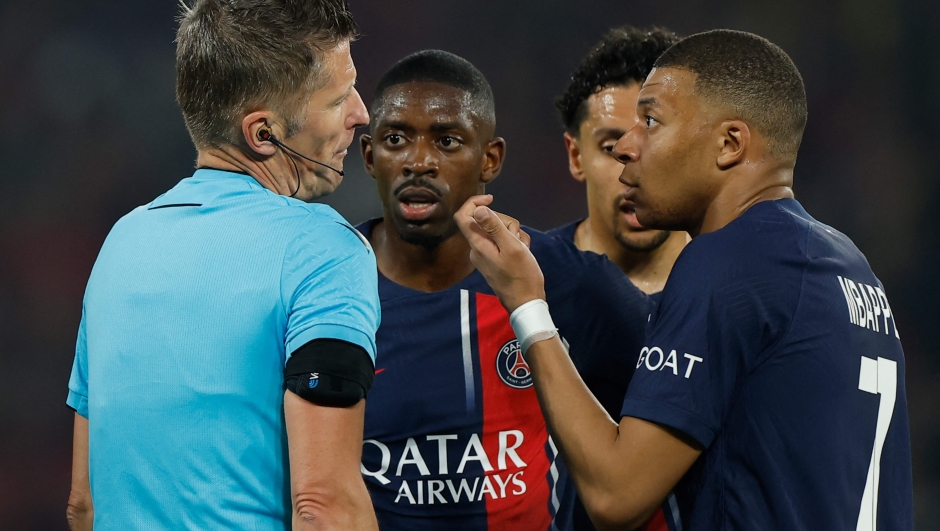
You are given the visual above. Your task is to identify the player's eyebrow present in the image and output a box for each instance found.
[428,122,466,133]
[637,97,660,108]
[376,119,414,132]
[592,127,627,140]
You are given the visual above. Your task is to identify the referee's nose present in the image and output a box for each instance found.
[348,87,370,130]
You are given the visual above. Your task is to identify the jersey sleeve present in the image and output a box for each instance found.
[281,216,380,362]
[619,269,718,447]
[67,307,89,418]
[619,238,799,448]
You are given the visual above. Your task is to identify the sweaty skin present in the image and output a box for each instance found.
[361,81,513,293]
[618,68,793,236]
[564,83,688,294]
[454,66,796,529]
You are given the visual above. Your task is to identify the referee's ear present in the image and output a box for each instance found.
[360,134,375,179]
[242,111,278,157]
[480,136,506,185]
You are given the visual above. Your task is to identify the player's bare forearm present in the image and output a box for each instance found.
[68,413,93,531]
[285,392,378,531]
[525,337,700,529]
[523,337,622,495]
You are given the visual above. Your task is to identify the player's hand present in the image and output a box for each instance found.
[455,195,545,313]
[494,211,531,248]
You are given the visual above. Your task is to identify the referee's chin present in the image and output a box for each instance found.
[299,167,345,201]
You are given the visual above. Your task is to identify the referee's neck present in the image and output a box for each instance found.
[196,147,292,197]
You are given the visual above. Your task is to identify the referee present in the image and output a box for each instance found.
[65,1,379,530]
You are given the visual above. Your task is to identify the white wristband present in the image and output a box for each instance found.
[509,299,558,353]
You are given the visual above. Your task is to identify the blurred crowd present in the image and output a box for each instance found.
[0,0,937,528]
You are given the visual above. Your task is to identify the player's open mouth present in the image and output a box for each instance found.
[397,188,441,221]
[619,198,646,230]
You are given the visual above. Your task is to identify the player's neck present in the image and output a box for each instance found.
[369,219,476,293]
[694,167,795,237]
[575,220,687,295]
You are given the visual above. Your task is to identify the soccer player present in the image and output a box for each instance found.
[551,27,687,298]
[356,50,651,530]
[65,1,380,530]
[456,30,914,530]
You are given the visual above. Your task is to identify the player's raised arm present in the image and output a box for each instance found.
[455,197,701,529]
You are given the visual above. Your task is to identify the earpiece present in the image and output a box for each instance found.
[254,126,344,198]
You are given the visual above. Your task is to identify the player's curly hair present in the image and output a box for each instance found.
[556,26,679,135]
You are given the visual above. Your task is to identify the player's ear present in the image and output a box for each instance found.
[360,134,376,179]
[480,137,506,184]
[564,132,586,183]
[716,119,750,170]
[243,111,278,157]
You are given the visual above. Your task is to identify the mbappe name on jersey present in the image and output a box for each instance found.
[837,275,900,337]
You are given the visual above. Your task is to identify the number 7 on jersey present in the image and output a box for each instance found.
[856,356,897,531]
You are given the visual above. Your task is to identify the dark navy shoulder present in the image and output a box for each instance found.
[668,199,813,290]
[527,226,621,294]
[545,219,582,244]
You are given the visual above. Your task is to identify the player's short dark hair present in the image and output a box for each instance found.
[371,50,496,130]
[557,26,679,135]
[175,0,358,149]
[654,29,808,162]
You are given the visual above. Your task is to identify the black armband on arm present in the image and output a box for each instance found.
[284,338,374,407]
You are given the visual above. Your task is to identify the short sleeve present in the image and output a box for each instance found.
[619,237,799,448]
[282,216,380,362]
[67,307,89,418]
[619,265,721,447]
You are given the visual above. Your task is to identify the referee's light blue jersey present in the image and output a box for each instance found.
[66,169,380,530]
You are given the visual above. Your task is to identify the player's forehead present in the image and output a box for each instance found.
[637,67,696,112]
[581,84,640,135]
[374,81,479,131]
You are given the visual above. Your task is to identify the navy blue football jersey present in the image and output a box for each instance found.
[548,219,664,306]
[621,199,913,530]
[357,220,655,531]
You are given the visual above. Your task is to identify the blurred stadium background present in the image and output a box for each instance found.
[0,0,937,528]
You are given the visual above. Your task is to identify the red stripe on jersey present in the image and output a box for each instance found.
[475,293,553,530]
[641,507,669,531]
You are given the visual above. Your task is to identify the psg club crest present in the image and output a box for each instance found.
[496,339,533,389]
